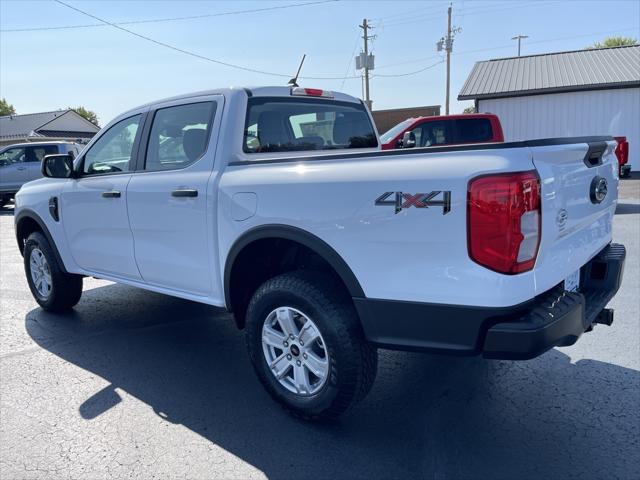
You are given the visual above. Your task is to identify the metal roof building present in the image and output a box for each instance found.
[459,45,640,100]
[458,45,640,171]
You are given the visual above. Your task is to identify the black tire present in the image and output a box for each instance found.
[245,270,377,420]
[24,231,83,312]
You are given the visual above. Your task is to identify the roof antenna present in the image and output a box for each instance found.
[288,54,306,87]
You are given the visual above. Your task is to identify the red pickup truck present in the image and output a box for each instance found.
[614,136,631,178]
[379,113,504,150]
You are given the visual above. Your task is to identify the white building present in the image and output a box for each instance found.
[458,45,640,171]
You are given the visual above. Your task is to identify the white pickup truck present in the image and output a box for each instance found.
[15,86,626,420]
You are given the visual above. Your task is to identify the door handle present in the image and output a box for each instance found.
[102,190,121,198]
[17,166,27,171]
[171,189,198,198]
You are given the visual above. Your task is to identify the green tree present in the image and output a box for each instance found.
[70,106,99,126]
[462,105,475,114]
[591,36,638,48]
[0,98,16,116]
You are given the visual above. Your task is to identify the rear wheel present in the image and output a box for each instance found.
[24,231,83,312]
[245,270,377,420]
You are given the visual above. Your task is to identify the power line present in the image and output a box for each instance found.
[376,26,639,70]
[1,0,337,33]
[380,1,561,28]
[339,32,362,90]
[51,0,361,81]
[372,60,444,78]
[372,1,449,22]
[453,26,640,58]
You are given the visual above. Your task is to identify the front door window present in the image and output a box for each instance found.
[82,115,141,175]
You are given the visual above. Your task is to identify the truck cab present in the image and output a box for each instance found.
[380,113,504,150]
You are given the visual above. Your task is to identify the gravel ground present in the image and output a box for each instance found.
[0,177,638,480]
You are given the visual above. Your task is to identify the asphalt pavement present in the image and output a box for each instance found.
[0,177,638,479]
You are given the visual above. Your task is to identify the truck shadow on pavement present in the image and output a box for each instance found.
[25,283,639,480]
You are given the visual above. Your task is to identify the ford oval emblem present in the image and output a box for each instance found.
[590,176,608,204]
[556,208,568,229]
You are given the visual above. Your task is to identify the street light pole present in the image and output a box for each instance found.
[511,34,529,57]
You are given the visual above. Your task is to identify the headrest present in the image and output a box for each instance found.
[296,135,324,149]
[182,128,207,162]
[332,113,369,146]
[258,111,287,148]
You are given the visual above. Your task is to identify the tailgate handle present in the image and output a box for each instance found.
[583,142,607,168]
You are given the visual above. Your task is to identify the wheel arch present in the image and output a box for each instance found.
[224,224,365,325]
[15,209,68,273]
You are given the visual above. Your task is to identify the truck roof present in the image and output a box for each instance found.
[121,86,363,119]
[409,113,499,122]
[0,141,77,149]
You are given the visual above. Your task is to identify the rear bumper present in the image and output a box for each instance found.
[355,243,626,360]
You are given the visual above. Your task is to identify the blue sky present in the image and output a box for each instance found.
[1,0,639,127]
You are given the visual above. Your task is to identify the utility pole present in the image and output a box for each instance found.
[445,5,452,115]
[511,34,528,56]
[437,5,459,115]
[359,18,373,110]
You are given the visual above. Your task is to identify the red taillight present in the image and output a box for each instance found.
[614,136,629,166]
[467,171,541,274]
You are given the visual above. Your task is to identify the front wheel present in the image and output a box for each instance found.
[24,231,83,312]
[245,270,377,420]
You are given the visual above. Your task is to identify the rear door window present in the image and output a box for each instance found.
[244,98,377,154]
[454,118,493,143]
[144,102,216,172]
[25,145,58,162]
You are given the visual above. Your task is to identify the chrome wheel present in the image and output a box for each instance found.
[29,248,52,298]
[262,306,330,396]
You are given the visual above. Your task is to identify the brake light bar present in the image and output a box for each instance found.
[291,87,334,98]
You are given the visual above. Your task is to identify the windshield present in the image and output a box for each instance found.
[380,119,414,143]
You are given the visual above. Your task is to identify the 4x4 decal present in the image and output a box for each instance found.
[375,191,451,215]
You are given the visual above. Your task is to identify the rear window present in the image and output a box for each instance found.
[455,118,493,143]
[243,97,377,154]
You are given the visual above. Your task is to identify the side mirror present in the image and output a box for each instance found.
[402,131,416,148]
[42,154,75,179]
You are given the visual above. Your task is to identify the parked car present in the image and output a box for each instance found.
[614,136,631,178]
[0,141,82,207]
[379,113,504,150]
[15,86,625,420]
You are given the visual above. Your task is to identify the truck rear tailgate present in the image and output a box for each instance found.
[530,138,618,294]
